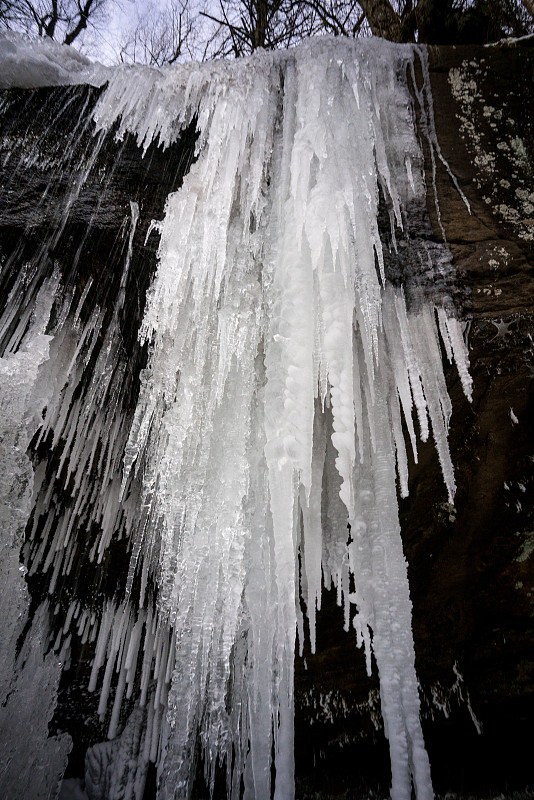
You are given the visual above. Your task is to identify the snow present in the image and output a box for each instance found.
[0,33,472,800]
[0,31,111,88]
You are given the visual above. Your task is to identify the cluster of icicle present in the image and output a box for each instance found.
[90,38,472,800]
[0,36,472,800]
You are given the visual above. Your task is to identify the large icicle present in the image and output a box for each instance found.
[0,34,472,800]
[89,38,471,800]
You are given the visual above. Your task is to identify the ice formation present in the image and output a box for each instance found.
[0,34,472,800]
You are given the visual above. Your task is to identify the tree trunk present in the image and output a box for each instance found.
[64,0,96,46]
[43,0,59,38]
[358,0,402,41]
[522,0,534,23]
[253,0,268,49]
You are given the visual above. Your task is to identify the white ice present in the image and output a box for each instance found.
[0,33,472,800]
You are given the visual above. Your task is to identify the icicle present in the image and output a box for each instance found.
[0,34,475,800]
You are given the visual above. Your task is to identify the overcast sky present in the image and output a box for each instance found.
[88,0,137,64]
[84,0,215,65]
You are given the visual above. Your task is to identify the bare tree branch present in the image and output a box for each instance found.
[1,0,109,46]
[64,0,97,44]
[118,0,206,66]
[43,0,58,37]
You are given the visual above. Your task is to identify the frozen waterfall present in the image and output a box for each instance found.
[0,34,471,800]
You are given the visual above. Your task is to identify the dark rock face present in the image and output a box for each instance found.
[295,41,534,798]
[0,43,533,800]
[415,41,534,796]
